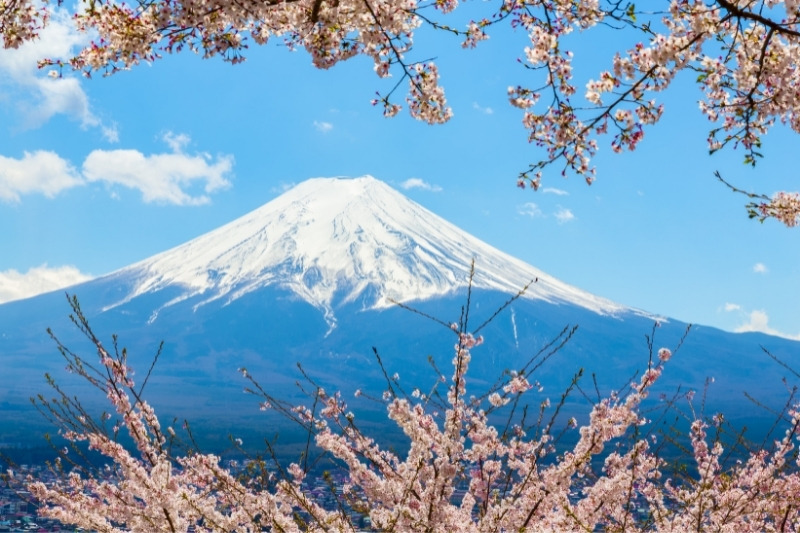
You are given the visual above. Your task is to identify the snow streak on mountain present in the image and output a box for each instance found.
[102,176,636,328]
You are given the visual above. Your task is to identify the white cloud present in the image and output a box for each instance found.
[83,133,234,205]
[163,131,191,152]
[101,123,120,143]
[542,187,569,196]
[0,151,83,202]
[400,178,442,192]
[753,262,768,274]
[518,202,543,218]
[722,302,742,312]
[0,11,115,136]
[554,206,576,224]
[518,203,575,222]
[271,182,297,194]
[472,102,493,115]
[734,309,800,341]
[313,120,333,133]
[0,264,93,304]
[0,133,233,205]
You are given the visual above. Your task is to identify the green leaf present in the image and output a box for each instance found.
[626,3,636,22]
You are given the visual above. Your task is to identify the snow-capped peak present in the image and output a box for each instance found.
[104,176,636,327]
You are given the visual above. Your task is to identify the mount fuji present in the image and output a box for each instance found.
[97,176,634,330]
[1,176,798,451]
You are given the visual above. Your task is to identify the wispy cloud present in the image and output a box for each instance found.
[722,302,741,312]
[554,206,576,224]
[472,102,493,115]
[270,182,297,194]
[163,131,191,152]
[313,120,333,133]
[0,151,83,202]
[542,187,569,196]
[83,132,233,206]
[518,203,575,222]
[753,262,768,274]
[400,178,442,192]
[0,11,116,138]
[518,202,543,218]
[0,264,93,304]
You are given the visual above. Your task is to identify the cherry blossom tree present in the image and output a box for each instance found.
[4,0,800,225]
[18,289,800,532]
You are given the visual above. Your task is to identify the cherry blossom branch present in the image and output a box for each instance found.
[716,170,800,226]
[10,0,800,224]
[717,0,800,39]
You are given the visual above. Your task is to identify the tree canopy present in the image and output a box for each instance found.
[3,0,800,224]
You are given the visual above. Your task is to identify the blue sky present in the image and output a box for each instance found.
[0,9,798,339]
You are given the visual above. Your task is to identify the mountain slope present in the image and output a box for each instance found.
[100,176,639,329]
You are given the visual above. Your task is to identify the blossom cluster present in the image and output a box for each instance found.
[0,0,45,48]
[756,191,800,227]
